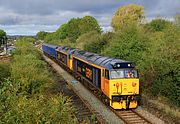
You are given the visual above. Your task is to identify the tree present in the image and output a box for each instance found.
[51,16,101,43]
[111,4,144,31]
[103,24,148,63]
[76,31,103,53]
[79,16,101,34]
[36,31,48,40]
[139,25,180,106]
[144,18,172,32]
[0,29,6,46]
[56,23,68,39]
[66,18,81,42]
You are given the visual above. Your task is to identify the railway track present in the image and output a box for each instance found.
[47,60,105,124]
[41,49,155,124]
[73,72,153,124]
[70,68,153,124]
[115,109,152,124]
[71,83,105,123]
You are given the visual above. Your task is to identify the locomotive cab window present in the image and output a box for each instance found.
[125,69,138,78]
[110,70,124,79]
[110,69,138,79]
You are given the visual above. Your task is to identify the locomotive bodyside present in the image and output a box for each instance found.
[42,43,140,109]
[42,44,57,59]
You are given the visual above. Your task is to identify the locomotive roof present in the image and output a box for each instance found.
[43,43,134,69]
[73,49,134,69]
[43,43,58,49]
[57,46,78,54]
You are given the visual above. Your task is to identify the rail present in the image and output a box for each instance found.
[115,109,152,124]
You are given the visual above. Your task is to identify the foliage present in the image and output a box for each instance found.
[60,38,76,48]
[82,32,113,54]
[103,24,148,63]
[144,18,173,32]
[44,16,101,44]
[12,38,41,58]
[111,4,144,31]
[45,32,61,45]
[64,18,81,42]
[79,16,102,34]
[76,31,100,51]
[79,31,104,53]
[139,25,180,106]
[36,31,48,40]
[0,79,77,124]
[56,23,69,39]
[11,54,51,95]
[0,39,78,123]
[0,29,6,46]
[10,39,52,95]
[0,63,10,83]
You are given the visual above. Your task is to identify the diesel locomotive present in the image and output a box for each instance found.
[42,43,140,109]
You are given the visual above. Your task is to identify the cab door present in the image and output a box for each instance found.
[101,69,105,91]
[101,69,109,97]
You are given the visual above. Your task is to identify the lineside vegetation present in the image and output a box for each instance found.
[0,38,78,123]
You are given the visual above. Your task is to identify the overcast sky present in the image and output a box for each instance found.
[0,0,179,35]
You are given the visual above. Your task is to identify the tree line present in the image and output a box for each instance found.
[37,4,180,107]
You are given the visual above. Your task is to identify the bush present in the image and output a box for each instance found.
[12,39,41,58]
[11,54,52,95]
[76,31,104,53]
[0,80,77,124]
[0,38,79,123]
[144,18,173,32]
[103,24,149,63]
[139,25,180,106]
[0,63,10,83]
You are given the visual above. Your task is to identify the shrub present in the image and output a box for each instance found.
[0,38,79,123]
[139,25,180,106]
[11,53,52,95]
[0,63,10,83]
[76,31,105,53]
[144,18,173,32]
[0,80,77,124]
[103,24,149,63]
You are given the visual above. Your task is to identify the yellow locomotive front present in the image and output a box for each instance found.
[101,62,140,110]
[109,69,139,109]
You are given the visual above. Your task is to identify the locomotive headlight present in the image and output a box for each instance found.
[132,82,137,87]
